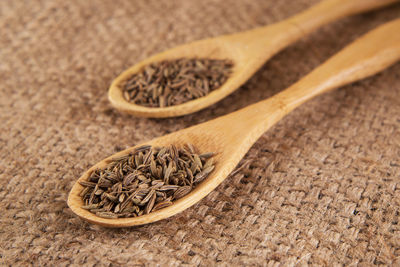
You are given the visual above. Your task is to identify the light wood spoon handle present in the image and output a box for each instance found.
[216,18,400,147]
[241,0,399,53]
[287,0,398,35]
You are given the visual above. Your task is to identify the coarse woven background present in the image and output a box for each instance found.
[1,0,400,266]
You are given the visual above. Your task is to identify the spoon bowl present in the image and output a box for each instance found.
[69,18,400,227]
[68,120,244,227]
[108,36,252,118]
[108,0,398,118]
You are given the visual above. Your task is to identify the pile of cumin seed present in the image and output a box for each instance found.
[122,58,233,107]
[79,144,215,218]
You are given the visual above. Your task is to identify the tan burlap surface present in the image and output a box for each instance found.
[1,0,400,265]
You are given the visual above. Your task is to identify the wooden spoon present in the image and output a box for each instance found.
[108,0,398,118]
[69,18,400,227]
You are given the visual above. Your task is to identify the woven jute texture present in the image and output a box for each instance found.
[1,0,400,266]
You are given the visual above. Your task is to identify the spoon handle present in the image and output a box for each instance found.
[215,18,400,145]
[278,18,400,112]
[241,0,398,53]
[286,0,398,36]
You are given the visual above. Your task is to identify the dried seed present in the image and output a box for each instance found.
[155,191,166,198]
[104,193,118,202]
[119,193,125,203]
[141,189,155,205]
[79,181,97,187]
[203,158,214,170]
[123,173,136,186]
[193,154,203,169]
[194,166,215,183]
[138,183,149,189]
[150,157,157,176]
[159,185,180,191]
[114,203,121,213]
[81,204,99,210]
[200,152,214,159]
[164,162,173,183]
[186,143,196,154]
[145,192,156,214]
[151,180,164,186]
[190,161,199,174]
[98,178,112,188]
[173,186,192,200]
[104,202,114,212]
[89,208,106,212]
[94,188,103,195]
[152,201,173,211]
[157,147,167,158]
[135,145,152,151]
[132,198,141,205]
[79,186,90,197]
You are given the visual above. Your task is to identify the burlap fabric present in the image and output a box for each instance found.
[1,0,399,265]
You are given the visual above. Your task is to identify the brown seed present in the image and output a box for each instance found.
[79,186,90,197]
[190,161,199,174]
[131,197,141,205]
[81,204,99,210]
[98,178,112,188]
[156,166,163,178]
[94,188,104,195]
[186,168,194,184]
[119,193,125,203]
[150,157,157,176]
[151,180,164,186]
[157,147,167,157]
[186,143,196,154]
[79,181,97,187]
[138,183,149,189]
[114,203,121,213]
[194,166,215,183]
[136,145,152,151]
[123,173,136,186]
[164,162,173,183]
[145,192,156,214]
[104,193,118,202]
[203,158,214,170]
[173,186,192,200]
[88,185,97,204]
[193,154,203,169]
[155,191,166,198]
[143,149,153,165]
[200,152,214,159]
[89,208,106,213]
[152,201,173,211]
[112,154,130,162]
[104,202,114,212]
[141,189,155,205]
[159,185,180,191]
